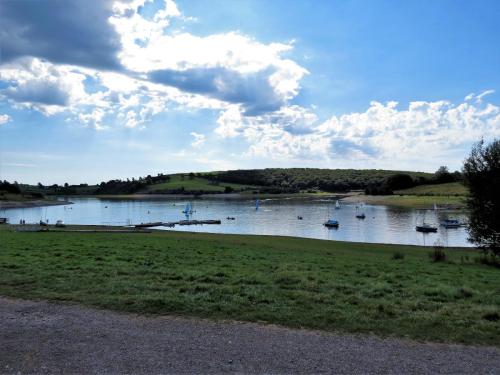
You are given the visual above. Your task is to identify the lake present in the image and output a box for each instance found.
[1,197,471,247]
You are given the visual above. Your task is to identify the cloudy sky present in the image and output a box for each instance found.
[0,0,499,184]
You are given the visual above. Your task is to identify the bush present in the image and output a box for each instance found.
[474,255,500,268]
[391,251,405,260]
[429,243,446,262]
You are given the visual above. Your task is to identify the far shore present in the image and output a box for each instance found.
[0,190,466,210]
[0,199,73,210]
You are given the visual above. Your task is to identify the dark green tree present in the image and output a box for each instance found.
[463,139,500,256]
[434,166,454,183]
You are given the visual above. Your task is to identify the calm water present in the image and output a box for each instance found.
[1,197,471,247]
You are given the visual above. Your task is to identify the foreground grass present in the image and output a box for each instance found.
[0,226,498,346]
[395,182,468,197]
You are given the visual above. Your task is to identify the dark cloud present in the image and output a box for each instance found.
[0,0,122,70]
[3,81,69,106]
[149,66,283,115]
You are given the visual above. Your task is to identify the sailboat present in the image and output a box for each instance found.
[355,203,366,219]
[335,200,341,209]
[255,199,260,210]
[324,199,339,228]
[440,218,461,228]
[416,222,438,232]
[182,202,193,215]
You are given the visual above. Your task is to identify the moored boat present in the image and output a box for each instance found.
[415,223,438,232]
[440,219,461,228]
[324,219,339,228]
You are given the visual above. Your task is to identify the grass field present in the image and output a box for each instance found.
[395,182,468,196]
[0,225,498,345]
[147,175,259,193]
[354,194,466,209]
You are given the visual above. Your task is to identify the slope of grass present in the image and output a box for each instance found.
[147,175,259,193]
[354,194,466,209]
[395,182,468,196]
[1,226,498,346]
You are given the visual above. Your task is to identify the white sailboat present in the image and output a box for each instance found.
[355,203,366,219]
[335,200,341,209]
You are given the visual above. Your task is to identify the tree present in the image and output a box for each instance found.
[462,139,500,256]
[385,173,414,191]
[434,166,454,183]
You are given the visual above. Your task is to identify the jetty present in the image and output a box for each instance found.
[134,219,221,229]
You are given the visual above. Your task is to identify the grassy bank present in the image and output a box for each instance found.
[346,194,466,209]
[342,182,468,209]
[0,226,498,346]
[395,182,468,196]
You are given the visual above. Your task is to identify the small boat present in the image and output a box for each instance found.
[335,200,341,209]
[324,219,339,228]
[355,204,365,219]
[182,202,193,214]
[415,223,438,232]
[39,220,48,226]
[440,219,461,228]
[255,199,260,210]
[297,216,303,220]
[55,220,66,228]
[226,216,236,220]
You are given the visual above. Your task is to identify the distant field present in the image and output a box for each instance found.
[395,182,467,196]
[0,193,30,202]
[345,194,466,209]
[1,226,498,346]
[147,175,259,193]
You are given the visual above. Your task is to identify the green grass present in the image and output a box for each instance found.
[0,193,31,202]
[147,175,259,193]
[395,182,468,196]
[364,194,466,209]
[0,226,499,346]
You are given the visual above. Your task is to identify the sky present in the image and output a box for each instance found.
[0,0,499,185]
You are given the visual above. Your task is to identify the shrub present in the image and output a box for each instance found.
[429,243,446,262]
[392,251,405,260]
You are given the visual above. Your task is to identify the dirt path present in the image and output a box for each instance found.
[1,297,499,374]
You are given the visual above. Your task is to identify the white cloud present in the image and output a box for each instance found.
[0,0,308,127]
[0,114,11,125]
[190,132,206,148]
[214,96,500,169]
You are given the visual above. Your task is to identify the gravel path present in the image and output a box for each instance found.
[1,297,499,374]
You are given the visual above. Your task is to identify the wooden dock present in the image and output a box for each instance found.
[134,219,221,229]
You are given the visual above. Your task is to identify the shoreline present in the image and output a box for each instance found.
[0,199,73,210]
[3,223,473,249]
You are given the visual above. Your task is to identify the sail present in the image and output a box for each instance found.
[335,200,340,209]
[255,199,259,210]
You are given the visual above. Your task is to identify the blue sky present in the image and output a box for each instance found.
[0,0,499,184]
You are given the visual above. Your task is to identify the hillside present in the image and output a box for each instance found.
[209,168,434,193]
[11,168,444,196]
